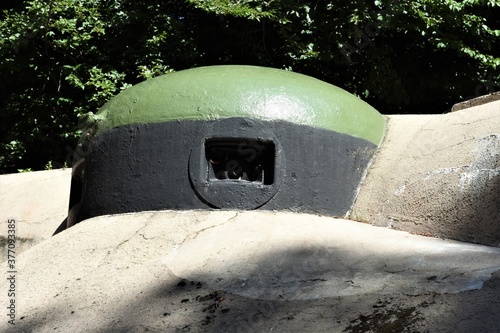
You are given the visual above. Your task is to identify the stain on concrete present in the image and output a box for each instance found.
[5,211,500,333]
[343,299,432,333]
[458,134,500,194]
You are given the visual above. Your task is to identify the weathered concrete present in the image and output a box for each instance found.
[0,169,71,261]
[451,91,500,112]
[2,210,500,333]
[351,100,500,247]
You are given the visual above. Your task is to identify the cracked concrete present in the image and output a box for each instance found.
[162,211,500,299]
[176,211,239,246]
[1,210,500,333]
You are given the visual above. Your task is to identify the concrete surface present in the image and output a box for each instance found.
[352,100,500,247]
[1,210,500,333]
[1,98,499,332]
[451,91,500,112]
[0,169,71,261]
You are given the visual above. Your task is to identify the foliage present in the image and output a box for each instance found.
[1,0,499,173]
[0,0,197,172]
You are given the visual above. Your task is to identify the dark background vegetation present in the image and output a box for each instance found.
[1,0,499,173]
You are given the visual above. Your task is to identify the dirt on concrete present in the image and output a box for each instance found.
[1,211,499,333]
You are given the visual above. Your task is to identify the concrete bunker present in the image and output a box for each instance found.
[65,65,386,228]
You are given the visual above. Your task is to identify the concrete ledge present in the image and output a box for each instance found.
[451,91,500,112]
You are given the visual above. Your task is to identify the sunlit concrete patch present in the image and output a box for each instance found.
[4,210,500,332]
[458,134,500,193]
[0,168,71,261]
[163,211,500,300]
[351,101,500,247]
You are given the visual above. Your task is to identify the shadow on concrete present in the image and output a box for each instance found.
[10,243,500,333]
[52,218,68,236]
[447,171,500,247]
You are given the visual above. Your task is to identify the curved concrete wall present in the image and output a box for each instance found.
[68,66,386,226]
[74,119,377,223]
[351,100,500,247]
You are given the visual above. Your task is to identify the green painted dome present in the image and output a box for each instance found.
[81,65,386,145]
